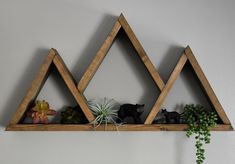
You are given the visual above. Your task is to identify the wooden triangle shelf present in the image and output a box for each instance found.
[6,14,233,131]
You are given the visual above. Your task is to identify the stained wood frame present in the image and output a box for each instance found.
[6,14,233,131]
[145,46,231,125]
[77,14,165,93]
[6,49,95,130]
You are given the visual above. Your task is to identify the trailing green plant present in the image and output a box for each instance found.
[183,104,218,164]
[88,98,121,129]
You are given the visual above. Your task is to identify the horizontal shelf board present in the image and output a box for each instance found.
[6,124,233,131]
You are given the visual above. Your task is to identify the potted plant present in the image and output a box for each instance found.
[183,104,218,164]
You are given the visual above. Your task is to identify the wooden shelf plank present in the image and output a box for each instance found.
[6,124,233,131]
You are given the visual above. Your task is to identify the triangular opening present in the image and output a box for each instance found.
[145,47,231,126]
[84,28,160,123]
[8,50,94,127]
[77,14,165,93]
[22,63,89,124]
[153,60,223,124]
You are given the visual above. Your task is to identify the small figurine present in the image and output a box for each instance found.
[161,109,181,124]
[118,104,144,124]
[60,105,88,124]
[27,100,56,124]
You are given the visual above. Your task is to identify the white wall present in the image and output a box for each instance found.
[0,0,235,163]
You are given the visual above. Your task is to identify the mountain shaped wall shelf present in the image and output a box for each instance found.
[6,14,233,131]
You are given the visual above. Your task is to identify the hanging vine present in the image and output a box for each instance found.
[183,104,218,164]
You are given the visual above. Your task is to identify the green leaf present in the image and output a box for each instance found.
[184,104,217,164]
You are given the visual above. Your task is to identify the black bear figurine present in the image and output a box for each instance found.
[118,104,144,124]
[161,109,181,124]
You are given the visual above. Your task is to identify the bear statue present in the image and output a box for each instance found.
[118,104,144,124]
[161,109,181,124]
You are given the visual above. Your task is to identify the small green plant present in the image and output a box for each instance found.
[27,100,56,124]
[183,104,218,164]
[88,98,121,129]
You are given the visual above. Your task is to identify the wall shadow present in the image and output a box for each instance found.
[71,14,118,82]
[180,63,212,109]
[0,48,49,126]
[158,45,185,83]
[50,65,78,105]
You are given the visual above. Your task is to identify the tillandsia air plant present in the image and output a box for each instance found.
[183,104,218,164]
[27,100,56,124]
[88,98,121,129]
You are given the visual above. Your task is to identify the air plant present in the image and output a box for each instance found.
[88,98,121,129]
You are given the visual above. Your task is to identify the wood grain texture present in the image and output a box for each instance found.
[9,49,56,124]
[6,124,233,131]
[118,14,165,90]
[53,51,95,122]
[77,13,165,93]
[77,21,121,93]
[184,46,231,124]
[6,14,233,131]
[145,54,188,124]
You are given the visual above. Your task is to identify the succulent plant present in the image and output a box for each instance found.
[183,104,218,164]
[27,100,56,124]
[60,106,88,124]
